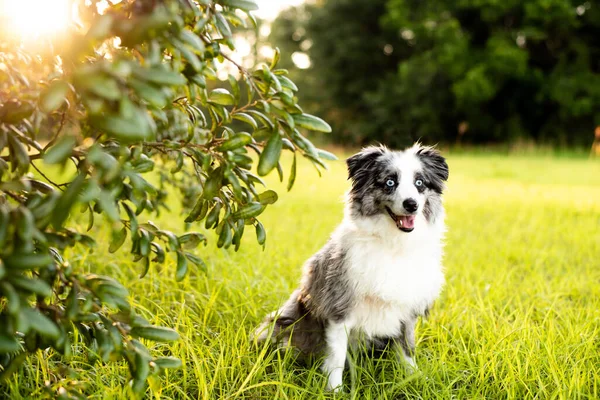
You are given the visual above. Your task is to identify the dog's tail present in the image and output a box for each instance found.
[251,289,325,358]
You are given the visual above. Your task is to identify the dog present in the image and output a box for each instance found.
[253,143,449,391]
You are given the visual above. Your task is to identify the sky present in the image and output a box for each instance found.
[254,0,305,20]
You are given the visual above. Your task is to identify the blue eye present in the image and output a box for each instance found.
[386,179,395,187]
[415,179,423,187]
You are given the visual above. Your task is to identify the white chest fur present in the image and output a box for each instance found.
[338,214,445,338]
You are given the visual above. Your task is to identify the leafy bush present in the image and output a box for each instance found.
[0,0,332,396]
[271,0,600,147]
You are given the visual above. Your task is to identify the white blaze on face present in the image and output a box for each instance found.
[390,152,423,213]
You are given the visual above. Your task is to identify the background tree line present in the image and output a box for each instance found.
[270,0,600,148]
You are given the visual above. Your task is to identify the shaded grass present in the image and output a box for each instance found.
[3,152,600,399]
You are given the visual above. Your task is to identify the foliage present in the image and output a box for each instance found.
[0,0,332,396]
[270,0,600,147]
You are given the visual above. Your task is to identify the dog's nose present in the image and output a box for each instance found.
[403,198,418,213]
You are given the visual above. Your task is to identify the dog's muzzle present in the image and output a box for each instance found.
[386,207,416,232]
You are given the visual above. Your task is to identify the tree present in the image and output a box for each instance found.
[271,0,600,147]
[0,0,332,396]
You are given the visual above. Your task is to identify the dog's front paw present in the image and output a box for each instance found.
[404,356,418,373]
[326,381,343,393]
[325,371,344,393]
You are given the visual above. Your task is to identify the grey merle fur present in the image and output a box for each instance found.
[253,144,448,360]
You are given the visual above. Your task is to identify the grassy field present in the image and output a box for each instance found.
[3,151,600,399]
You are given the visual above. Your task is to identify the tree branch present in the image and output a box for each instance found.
[30,161,67,190]
[43,110,68,151]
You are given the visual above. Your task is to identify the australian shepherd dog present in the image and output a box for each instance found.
[254,144,449,391]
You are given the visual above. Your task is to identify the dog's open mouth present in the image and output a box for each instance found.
[386,207,415,232]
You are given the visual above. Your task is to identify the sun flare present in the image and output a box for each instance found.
[0,0,72,41]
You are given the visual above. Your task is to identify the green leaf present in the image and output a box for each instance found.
[225,169,243,200]
[257,190,278,205]
[43,135,76,164]
[287,153,297,191]
[194,16,209,31]
[131,326,180,342]
[217,132,253,151]
[317,149,338,161]
[214,13,232,38]
[97,190,120,222]
[16,208,34,245]
[292,113,332,133]
[132,65,187,86]
[0,207,9,250]
[185,196,206,223]
[174,39,202,72]
[221,0,259,11]
[257,132,283,176]
[184,252,207,272]
[3,253,53,270]
[232,112,257,130]
[171,151,184,173]
[209,88,235,106]
[278,91,294,107]
[175,251,188,282]
[77,74,121,100]
[151,242,165,263]
[180,29,205,54]
[246,110,274,130]
[129,79,168,109]
[292,131,318,158]
[9,275,53,298]
[123,203,138,233]
[139,230,151,257]
[191,74,207,88]
[0,352,26,379]
[7,134,29,171]
[90,108,155,143]
[1,100,34,124]
[232,202,264,219]
[232,219,245,251]
[0,282,20,315]
[109,227,128,253]
[217,221,232,248]
[267,70,282,92]
[228,74,240,102]
[22,308,60,339]
[203,170,223,199]
[158,230,179,251]
[39,80,69,113]
[139,256,151,278]
[255,221,266,246]
[270,47,281,69]
[131,351,150,393]
[278,75,298,91]
[86,13,113,40]
[65,286,79,319]
[0,332,21,354]
[153,356,182,369]
[179,233,207,249]
[87,275,129,299]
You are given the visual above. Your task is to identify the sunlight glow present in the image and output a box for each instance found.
[291,51,311,69]
[1,0,72,41]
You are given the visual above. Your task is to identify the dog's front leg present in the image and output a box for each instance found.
[322,322,349,392]
[396,317,417,371]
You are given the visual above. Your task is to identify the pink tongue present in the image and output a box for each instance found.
[400,215,416,229]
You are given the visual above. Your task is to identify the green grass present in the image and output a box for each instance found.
[3,151,600,399]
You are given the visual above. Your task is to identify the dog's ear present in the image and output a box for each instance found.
[415,145,448,192]
[346,146,387,181]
